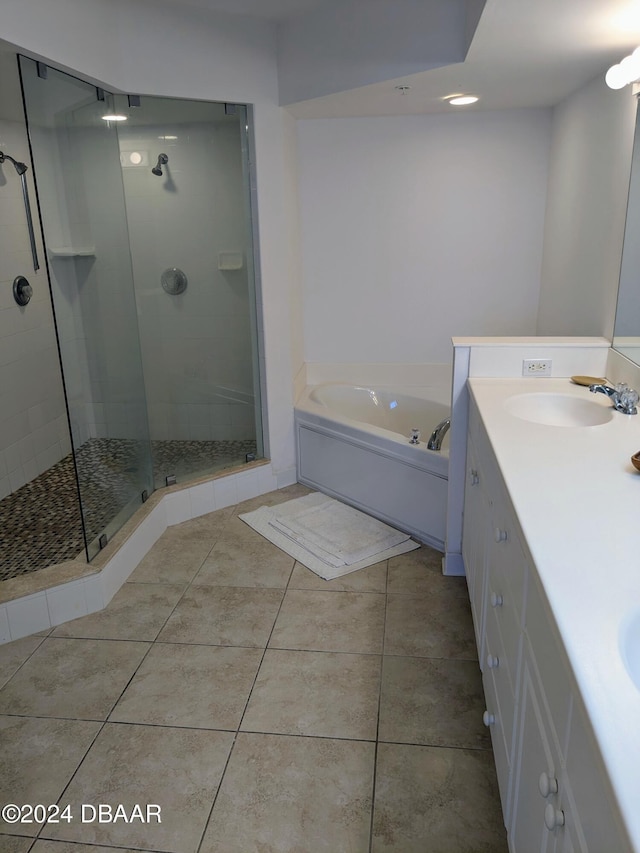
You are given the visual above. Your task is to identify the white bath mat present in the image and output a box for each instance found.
[239,492,419,580]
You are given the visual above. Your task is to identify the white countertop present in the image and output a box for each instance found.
[467,377,640,851]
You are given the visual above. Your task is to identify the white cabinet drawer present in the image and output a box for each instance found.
[525,573,572,755]
[482,666,513,823]
[486,543,524,694]
[462,432,488,661]
[565,698,632,852]
[510,647,563,853]
[485,613,518,766]
[552,770,587,853]
[489,477,527,627]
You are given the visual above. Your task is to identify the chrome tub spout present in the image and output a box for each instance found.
[427,417,450,451]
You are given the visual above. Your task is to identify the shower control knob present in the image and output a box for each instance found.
[13,275,33,306]
[544,804,565,831]
[538,772,559,798]
[495,527,508,543]
[482,711,495,727]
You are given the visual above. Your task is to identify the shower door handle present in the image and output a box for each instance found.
[20,172,40,272]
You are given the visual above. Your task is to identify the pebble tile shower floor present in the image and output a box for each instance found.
[0,438,257,582]
[0,484,509,853]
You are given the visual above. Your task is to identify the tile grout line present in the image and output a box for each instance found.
[368,558,390,853]
[193,552,297,853]
[1,488,497,851]
[20,505,238,848]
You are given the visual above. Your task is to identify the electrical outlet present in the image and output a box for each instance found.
[522,359,552,377]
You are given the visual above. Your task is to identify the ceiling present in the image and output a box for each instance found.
[152,0,337,21]
[156,0,640,117]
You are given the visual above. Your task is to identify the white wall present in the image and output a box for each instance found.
[282,109,305,394]
[616,105,640,339]
[0,55,69,500]
[297,108,552,367]
[537,74,636,338]
[0,0,299,482]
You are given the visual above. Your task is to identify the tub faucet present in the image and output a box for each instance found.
[589,383,638,415]
[427,417,451,451]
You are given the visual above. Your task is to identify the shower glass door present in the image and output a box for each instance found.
[19,57,153,560]
[112,94,264,487]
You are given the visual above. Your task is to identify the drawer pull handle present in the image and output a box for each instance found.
[482,710,495,727]
[538,772,559,798]
[544,803,565,831]
[495,528,508,543]
[490,592,504,608]
[486,654,500,670]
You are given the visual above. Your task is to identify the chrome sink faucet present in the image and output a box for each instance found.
[589,382,639,415]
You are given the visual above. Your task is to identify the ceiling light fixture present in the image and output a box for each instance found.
[446,95,479,106]
[605,47,640,89]
[101,113,127,122]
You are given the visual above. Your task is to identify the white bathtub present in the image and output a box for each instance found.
[294,383,451,549]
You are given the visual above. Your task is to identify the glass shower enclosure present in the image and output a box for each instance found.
[14,56,263,568]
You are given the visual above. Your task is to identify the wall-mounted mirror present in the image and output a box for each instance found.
[613,95,640,365]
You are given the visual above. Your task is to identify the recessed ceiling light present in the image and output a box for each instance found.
[446,95,479,106]
[101,114,127,121]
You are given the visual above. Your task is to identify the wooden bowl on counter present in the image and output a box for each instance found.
[632,452,640,472]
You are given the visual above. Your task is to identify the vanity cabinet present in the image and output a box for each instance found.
[511,633,582,852]
[463,395,630,853]
[461,429,488,661]
[464,397,528,822]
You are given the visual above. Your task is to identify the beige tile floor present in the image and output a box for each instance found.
[0,484,509,853]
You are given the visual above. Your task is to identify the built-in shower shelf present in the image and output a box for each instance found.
[48,246,96,258]
[218,251,243,270]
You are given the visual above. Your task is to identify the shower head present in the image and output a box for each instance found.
[0,151,28,175]
[151,153,168,176]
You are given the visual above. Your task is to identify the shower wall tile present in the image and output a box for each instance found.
[0,117,67,497]
[6,592,50,641]
[257,465,278,495]
[100,553,133,605]
[214,475,239,510]
[0,606,9,643]
[164,490,193,527]
[9,467,27,493]
[46,581,89,627]
[83,576,106,614]
[22,458,39,484]
[189,480,216,518]
[235,469,261,503]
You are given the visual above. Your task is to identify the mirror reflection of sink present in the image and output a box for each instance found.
[620,611,640,692]
[503,393,614,427]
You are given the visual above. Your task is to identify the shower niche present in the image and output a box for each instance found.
[3,56,264,573]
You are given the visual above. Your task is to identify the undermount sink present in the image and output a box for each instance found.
[503,392,614,427]
[620,611,640,691]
